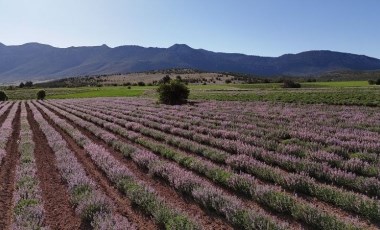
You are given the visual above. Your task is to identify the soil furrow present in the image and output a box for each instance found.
[26,104,82,230]
[34,102,157,230]
[38,102,235,229]
[0,103,20,230]
[0,104,12,127]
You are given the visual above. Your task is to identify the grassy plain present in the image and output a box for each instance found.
[3,81,379,106]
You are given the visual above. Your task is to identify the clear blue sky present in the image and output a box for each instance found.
[1,0,379,58]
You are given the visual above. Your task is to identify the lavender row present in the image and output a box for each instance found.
[91,98,380,147]
[72,101,380,178]
[70,97,376,164]
[128,106,380,177]
[45,101,368,229]
[40,101,289,229]
[33,101,200,230]
[58,100,380,198]
[90,102,380,222]
[12,102,47,229]
[0,102,18,165]
[147,100,380,153]
[27,102,135,229]
[129,105,379,159]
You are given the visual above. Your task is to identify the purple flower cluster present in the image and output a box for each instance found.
[28,102,134,227]
[36,101,197,229]
[0,102,18,163]
[44,100,368,228]
[58,100,380,198]
[12,102,46,229]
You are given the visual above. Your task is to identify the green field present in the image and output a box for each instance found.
[3,86,154,100]
[2,81,379,106]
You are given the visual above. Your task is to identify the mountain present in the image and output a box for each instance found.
[1,42,380,83]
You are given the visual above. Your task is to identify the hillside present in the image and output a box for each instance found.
[1,42,380,83]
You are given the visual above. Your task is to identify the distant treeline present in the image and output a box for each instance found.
[32,68,380,88]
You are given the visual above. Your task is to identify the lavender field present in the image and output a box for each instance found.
[0,98,379,230]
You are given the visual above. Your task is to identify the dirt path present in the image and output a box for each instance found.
[37,102,233,229]
[26,104,82,230]
[34,102,158,230]
[0,104,20,230]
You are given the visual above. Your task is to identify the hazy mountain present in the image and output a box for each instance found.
[1,42,380,83]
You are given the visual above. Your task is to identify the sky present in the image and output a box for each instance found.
[0,0,380,58]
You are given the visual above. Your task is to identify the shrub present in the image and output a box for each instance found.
[157,80,189,105]
[368,80,375,85]
[225,79,232,84]
[282,80,301,88]
[37,90,46,100]
[159,75,171,84]
[0,91,8,101]
[376,79,380,85]
[25,81,33,87]
[19,82,25,88]
[137,81,145,86]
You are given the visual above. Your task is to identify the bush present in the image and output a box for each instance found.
[0,91,8,101]
[368,80,375,85]
[157,80,189,105]
[376,79,380,85]
[159,75,171,84]
[137,81,146,86]
[37,90,46,100]
[282,80,301,88]
[25,81,33,87]
[19,82,25,88]
[225,79,232,84]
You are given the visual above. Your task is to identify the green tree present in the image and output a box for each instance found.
[159,75,171,84]
[157,80,189,105]
[37,90,46,100]
[25,81,33,87]
[0,91,8,101]
[282,80,301,88]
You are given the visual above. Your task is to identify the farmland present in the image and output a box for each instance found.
[2,81,380,106]
[0,98,379,229]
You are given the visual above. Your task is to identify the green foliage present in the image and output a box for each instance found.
[116,178,199,229]
[282,80,301,88]
[0,91,8,101]
[25,81,33,87]
[14,199,39,215]
[37,90,46,100]
[368,80,375,85]
[159,75,171,84]
[157,80,190,105]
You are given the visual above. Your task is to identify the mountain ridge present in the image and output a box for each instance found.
[1,42,380,83]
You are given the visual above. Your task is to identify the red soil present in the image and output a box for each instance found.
[26,104,82,230]
[0,104,20,230]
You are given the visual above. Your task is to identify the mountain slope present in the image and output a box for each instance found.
[1,42,380,83]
